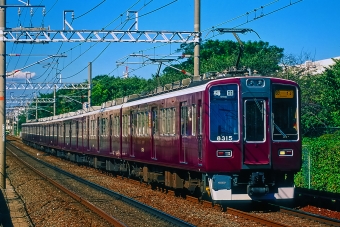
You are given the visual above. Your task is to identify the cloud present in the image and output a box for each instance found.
[6,71,36,79]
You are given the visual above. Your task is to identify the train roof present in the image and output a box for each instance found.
[22,75,296,126]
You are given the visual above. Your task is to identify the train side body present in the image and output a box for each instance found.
[21,76,301,202]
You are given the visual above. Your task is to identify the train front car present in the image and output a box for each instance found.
[204,77,301,203]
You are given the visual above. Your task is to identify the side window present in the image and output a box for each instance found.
[160,108,176,135]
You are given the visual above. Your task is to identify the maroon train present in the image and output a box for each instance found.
[21,75,301,203]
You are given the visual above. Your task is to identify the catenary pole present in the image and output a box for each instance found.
[88,62,92,109]
[194,0,200,76]
[53,85,56,116]
[0,0,6,189]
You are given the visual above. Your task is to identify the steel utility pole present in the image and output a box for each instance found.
[0,0,5,189]
[88,62,92,109]
[53,85,56,116]
[194,0,200,77]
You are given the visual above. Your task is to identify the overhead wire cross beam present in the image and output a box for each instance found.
[2,30,198,43]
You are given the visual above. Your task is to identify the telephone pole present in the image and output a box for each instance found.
[0,0,6,188]
[194,0,200,76]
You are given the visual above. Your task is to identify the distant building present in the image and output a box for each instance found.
[298,56,340,74]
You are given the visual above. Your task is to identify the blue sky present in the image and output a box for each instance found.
[5,0,340,101]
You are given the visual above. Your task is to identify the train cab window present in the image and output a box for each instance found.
[272,84,299,141]
[209,84,239,142]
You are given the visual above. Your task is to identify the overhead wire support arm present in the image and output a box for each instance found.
[6,82,89,90]
[2,29,198,43]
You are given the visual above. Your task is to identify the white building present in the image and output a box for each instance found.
[300,56,340,74]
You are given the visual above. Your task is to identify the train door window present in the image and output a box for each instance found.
[97,117,100,136]
[101,117,107,136]
[90,119,94,136]
[244,99,265,142]
[160,109,166,135]
[122,115,128,136]
[192,104,196,136]
[168,108,175,135]
[145,112,149,135]
[114,115,120,136]
[198,100,202,135]
[181,102,188,136]
[109,115,113,136]
[76,121,79,138]
[152,108,158,135]
[137,113,141,136]
[209,84,239,142]
[166,109,171,134]
[130,112,135,136]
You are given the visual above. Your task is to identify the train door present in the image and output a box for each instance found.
[180,101,188,164]
[129,111,135,157]
[243,98,270,165]
[151,107,157,159]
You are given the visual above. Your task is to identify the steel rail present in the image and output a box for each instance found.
[227,207,290,227]
[280,207,340,226]
[7,141,195,227]
[6,143,127,227]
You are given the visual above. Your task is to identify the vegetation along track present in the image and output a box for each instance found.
[6,141,194,227]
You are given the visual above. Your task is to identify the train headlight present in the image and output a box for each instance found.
[217,150,232,157]
[278,149,293,156]
[246,79,265,87]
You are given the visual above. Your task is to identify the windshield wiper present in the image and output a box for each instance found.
[273,122,287,138]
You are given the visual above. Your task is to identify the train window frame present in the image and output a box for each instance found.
[101,117,108,137]
[181,104,188,136]
[192,104,197,136]
[198,100,202,135]
[209,84,239,142]
[137,112,148,136]
[244,99,266,142]
[160,107,176,136]
[272,84,299,141]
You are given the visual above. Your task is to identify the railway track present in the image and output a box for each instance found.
[6,141,195,227]
[8,136,340,226]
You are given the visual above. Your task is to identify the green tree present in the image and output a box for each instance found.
[159,40,284,85]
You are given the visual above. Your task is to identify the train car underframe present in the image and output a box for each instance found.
[25,140,295,204]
